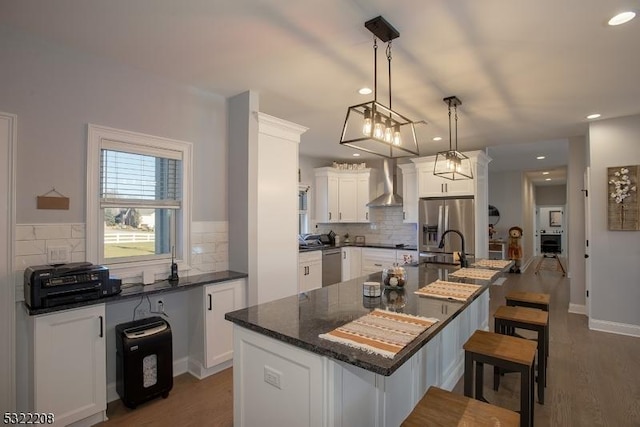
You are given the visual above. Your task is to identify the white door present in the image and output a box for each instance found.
[584,167,592,319]
[0,112,16,412]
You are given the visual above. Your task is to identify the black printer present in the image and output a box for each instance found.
[24,262,120,309]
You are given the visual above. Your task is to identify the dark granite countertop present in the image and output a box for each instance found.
[299,243,418,253]
[26,270,248,316]
[226,264,496,376]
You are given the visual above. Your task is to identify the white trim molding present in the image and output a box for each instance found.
[568,304,587,316]
[86,124,193,279]
[0,112,17,413]
[589,318,640,338]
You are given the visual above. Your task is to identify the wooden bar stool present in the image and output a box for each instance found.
[505,291,550,360]
[494,305,549,404]
[464,330,537,427]
[401,386,520,427]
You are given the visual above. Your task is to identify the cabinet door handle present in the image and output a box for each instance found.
[208,294,212,311]
[374,263,382,267]
[99,315,104,338]
[339,212,342,220]
[403,211,406,220]
[343,252,346,260]
[366,212,368,220]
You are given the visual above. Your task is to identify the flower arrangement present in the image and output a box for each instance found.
[609,167,636,204]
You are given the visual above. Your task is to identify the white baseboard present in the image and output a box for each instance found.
[188,358,233,380]
[568,304,586,316]
[589,318,640,338]
[107,356,189,403]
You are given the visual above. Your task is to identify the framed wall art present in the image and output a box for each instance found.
[549,210,562,227]
[607,165,639,231]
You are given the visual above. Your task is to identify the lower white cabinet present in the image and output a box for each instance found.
[30,304,106,426]
[341,247,362,281]
[299,251,322,292]
[361,248,397,275]
[189,279,246,378]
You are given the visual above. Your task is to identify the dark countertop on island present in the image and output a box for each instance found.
[225,264,497,376]
[26,270,248,316]
[299,242,418,253]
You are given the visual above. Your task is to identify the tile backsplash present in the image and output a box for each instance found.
[14,221,229,300]
[315,206,417,246]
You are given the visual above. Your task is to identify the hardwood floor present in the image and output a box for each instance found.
[100,260,640,426]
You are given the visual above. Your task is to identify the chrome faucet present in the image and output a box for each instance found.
[438,230,469,267]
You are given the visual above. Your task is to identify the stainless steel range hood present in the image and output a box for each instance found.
[367,158,403,207]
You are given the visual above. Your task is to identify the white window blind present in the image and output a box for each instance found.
[100,148,182,209]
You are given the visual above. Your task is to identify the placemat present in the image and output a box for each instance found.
[414,280,482,301]
[471,259,513,270]
[319,309,438,359]
[448,268,499,281]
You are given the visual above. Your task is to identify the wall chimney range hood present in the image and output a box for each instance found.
[367,158,403,207]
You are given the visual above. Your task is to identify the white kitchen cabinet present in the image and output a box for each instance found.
[341,247,362,281]
[299,251,323,292]
[399,163,418,223]
[414,158,474,198]
[361,248,397,275]
[29,304,106,426]
[188,279,246,378]
[315,168,375,223]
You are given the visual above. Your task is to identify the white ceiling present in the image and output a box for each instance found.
[2,0,639,183]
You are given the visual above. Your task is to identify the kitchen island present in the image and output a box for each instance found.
[225,264,498,427]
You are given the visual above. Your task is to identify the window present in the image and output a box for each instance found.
[298,185,310,235]
[87,125,192,273]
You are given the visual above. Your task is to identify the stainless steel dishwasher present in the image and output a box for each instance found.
[322,248,342,286]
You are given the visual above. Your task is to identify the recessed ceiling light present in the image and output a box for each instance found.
[542,171,550,175]
[352,153,361,157]
[586,113,601,120]
[545,178,552,181]
[608,11,636,26]
[433,136,442,141]
[358,87,372,95]
[536,156,546,160]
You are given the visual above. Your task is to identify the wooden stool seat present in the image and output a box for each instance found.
[494,306,549,404]
[401,386,520,427]
[464,330,537,427]
[505,291,551,361]
[505,291,550,310]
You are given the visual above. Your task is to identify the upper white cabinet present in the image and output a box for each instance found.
[413,158,473,198]
[398,163,418,223]
[30,304,106,426]
[315,168,376,223]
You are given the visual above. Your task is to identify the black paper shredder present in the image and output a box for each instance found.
[116,316,173,408]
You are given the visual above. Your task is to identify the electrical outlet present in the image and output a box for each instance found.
[47,246,69,264]
[264,366,282,389]
[156,299,165,313]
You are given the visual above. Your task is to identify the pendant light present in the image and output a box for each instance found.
[433,96,473,180]
[339,16,420,159]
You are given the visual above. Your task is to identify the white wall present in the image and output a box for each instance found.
[588,114,640,333]
[0,27,228,224]
[536,185,566,205]
[488,171,524,241]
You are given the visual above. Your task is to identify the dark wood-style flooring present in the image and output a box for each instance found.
[99,259,640,426]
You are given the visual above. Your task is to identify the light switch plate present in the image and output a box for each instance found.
[47,246,69,264]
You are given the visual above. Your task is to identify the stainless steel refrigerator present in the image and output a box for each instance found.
[419,196,475,263]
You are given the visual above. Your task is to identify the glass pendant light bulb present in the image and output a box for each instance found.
[384,118,393,143]
[373,113,384,140]
[393,125,401,146]
[362,108,372,136]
